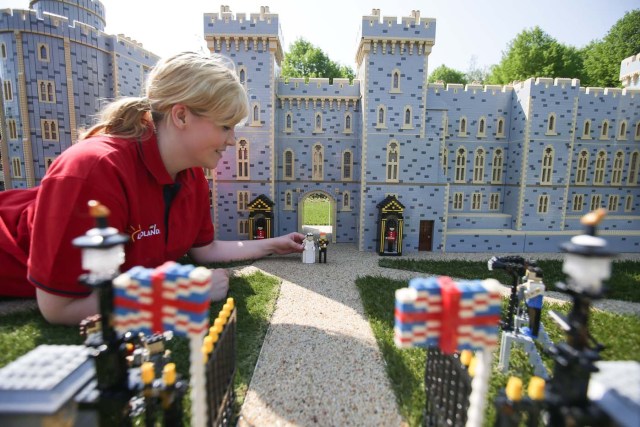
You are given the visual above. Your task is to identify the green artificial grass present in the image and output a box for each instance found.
[356,275,640,427]
[0,270,281,426]
[379,258,640,302]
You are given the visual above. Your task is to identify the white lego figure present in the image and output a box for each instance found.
[302,233,316,264]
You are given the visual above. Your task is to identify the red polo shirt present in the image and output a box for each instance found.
[0,131,214,298]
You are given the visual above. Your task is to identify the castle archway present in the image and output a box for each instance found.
[298,190,337,243]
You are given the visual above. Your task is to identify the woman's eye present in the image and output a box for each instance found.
[223,126,231,131]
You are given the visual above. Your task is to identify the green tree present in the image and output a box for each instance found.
[281,38,354,83]
[428,65,468,85]
[582,10,640,87]
[487,26,584,84]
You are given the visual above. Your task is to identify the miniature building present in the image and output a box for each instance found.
[1,2,638,253]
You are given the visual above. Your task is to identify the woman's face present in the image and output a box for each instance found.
[184,109,236,170]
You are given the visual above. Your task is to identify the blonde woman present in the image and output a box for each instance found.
[0,52,304,325]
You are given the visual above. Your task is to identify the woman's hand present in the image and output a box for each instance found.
[269,232,305,255]
[210,268,230,301]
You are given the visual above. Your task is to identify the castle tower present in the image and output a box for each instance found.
[355,9,437,251]
[0,0,158,190]
[204,5,283,240]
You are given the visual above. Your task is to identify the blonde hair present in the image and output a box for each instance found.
[81,52,249,140]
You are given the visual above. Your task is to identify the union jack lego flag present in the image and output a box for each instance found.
[113,261,212,337]
[394,276,501,353]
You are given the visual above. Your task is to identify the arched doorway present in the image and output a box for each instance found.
[298,191,336,243]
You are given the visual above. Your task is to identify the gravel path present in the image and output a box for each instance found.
[235,244,640,426]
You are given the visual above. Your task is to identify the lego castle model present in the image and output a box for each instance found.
[1,1,639,253]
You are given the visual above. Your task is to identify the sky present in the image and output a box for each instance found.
[3,0,638,74]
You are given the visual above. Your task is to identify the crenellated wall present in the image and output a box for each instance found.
[620,53,640,89]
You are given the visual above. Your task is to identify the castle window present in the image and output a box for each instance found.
[237,139,250,180]
[344,113,352,133]
[285,190,293,210]
[41,119,58,141]
[473,147,485,183]
[576,150,589,185]
[607,195,619,212]
[8,119,17,139]
[314,112,323,133]
[342,191,351,210]
[635,122,640,140]
[537,195,549,214]
[11,157,22,178]
[541,146,554,184]
[283,149,294,180]
[453,192,463,210]
[403,106,413,128]
[238,219,249,235]
[237,191,249,211]
[496,118,505,137]
[38,80,56,103]
[391,69,401,92]
[546,113,557,135]
[471,192,482,210]
[625,195,633,212]
[600,120,609,139]
[489,193,500,211]
[618,121,627,140]
[376,105,386,128]
[491,149,503,183]
[582,120,591,139]
[312,144,324,180]
[572,194,584,211]
[442,148,448,174]
[238,67,247,85]
[251,103,261,126]
[594,150,606,185]
[590,194,602,211]
[477,117,486,137]
[612,151,624,185]
[386,141,399,182]
[455,147,466,183]
[628,151,639,185]
[285,112,293,132]
[3,81,13,101]
[38,44,49,62]
[342,150,353,180]
[0,43,6,59]
[459,117,467,136]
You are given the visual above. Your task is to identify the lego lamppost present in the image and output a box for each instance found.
[72,200,132,426]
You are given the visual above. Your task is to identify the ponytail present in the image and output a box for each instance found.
[80,97,152,140]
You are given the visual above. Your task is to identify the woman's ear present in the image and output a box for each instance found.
[170,104,188,129]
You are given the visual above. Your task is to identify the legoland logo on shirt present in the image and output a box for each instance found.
[128,224,161,242]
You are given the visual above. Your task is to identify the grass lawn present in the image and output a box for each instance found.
[379,258,640,303]
[0,270,281,425]
[302,197,331,225]
[356,275,640,427]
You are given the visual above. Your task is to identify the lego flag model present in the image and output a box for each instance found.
[394,276,502,427]
[113,261,212,427]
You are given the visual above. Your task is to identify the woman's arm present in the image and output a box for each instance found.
[188,232,305,264]
[36,289,100,326]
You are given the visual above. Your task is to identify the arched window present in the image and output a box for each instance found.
[628,151,639,185]
[537,195,549,213]
[590,194,602,211]
[404,107,411,126]
[572,194,584,211]
[38,44,48,61]
[583,120,591,138]
[459,117,467,135]
[39,82,47,101]
[455,147,466,182]
[47,82,54,102]
[618,121,627,140]
[471,193,482,210]
[611,151,624,185]
[491,149,503,183]
[635,122,640,140]
[314,112,323,132]
[342,150,352,180]
[283,149,294,180]
[625,195,633,212]
[608,195,619,212]
[547,113,556,134]
[601,120,609,139]
[392,71,400,90]
[285,112,292,131]
[312,144,324,180]
[496,118,505,137]
[253,105,260,123]
[477,117,486,136]
[490,193,500,210]
[541,146,554,184]
[453,192,463,210]
[576,150,589,184]
[237,139,249,179]
[345,114,351,131]
[594,150,606,185]
[239,68,246,85]
[386,141,399,182]
[473,148,485,183]
[285,191,292,209]
[0,43,6,59]
[342,191,350,209]
[237,191,249,211]
[377,106,386,127]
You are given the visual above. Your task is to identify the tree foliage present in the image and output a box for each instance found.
[281,38,354,83]
[487,26,584,84]
[581,10,640,87]
[428,65,468,85]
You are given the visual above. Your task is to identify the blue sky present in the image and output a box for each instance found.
[3,0,638,74]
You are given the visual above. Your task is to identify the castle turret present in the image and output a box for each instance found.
[30,0,106,31]
[620,53,640,89]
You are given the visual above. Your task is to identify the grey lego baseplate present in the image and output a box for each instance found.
[588,361,640,427]
[0,345,94,414]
